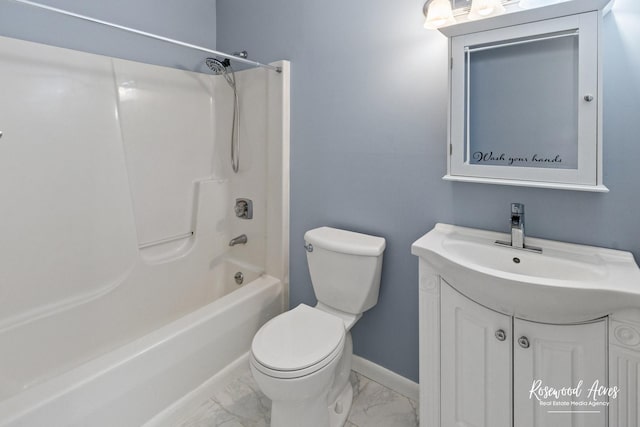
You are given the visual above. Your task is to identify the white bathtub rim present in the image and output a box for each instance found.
[142,352,252,427]
[0,274,281,425]
[0,254,265,401]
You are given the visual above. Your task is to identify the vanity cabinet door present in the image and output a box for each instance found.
[513,318,607,427]
[441,281,512,427]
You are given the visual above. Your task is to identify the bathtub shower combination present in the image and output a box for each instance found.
[0,28,290,427]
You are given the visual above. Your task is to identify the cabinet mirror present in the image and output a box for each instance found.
[445,12,607,191]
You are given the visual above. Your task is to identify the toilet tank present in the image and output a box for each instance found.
[304,227,385,315]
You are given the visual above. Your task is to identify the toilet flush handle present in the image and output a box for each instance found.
[304,242,313,252]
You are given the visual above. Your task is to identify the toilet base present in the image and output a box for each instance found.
[266,375,354,427]
[270,390,331,427]
[328,380,353,427]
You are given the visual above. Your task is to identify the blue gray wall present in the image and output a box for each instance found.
[217,0,640,382]
[0,0,637,385]
[0,0,216,71]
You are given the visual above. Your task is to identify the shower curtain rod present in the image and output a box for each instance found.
[10,0,282,73]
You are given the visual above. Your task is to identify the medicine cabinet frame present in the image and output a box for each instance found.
[439,0,613,192]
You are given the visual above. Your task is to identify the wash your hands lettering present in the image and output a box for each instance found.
[472,151,563,166]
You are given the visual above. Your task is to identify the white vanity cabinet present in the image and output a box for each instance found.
[413,224,640,427]
[440,280,607,427]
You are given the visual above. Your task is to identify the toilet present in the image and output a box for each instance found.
[249,226,386,427]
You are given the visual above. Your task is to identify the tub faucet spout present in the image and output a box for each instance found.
[229,234,248,246]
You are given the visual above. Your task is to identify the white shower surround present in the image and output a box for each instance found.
[0,36,289,425]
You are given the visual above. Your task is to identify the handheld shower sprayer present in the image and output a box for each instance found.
[205,53,244,173]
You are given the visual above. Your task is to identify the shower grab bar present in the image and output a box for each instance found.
[138,231,194,249]
[9,0,282,73]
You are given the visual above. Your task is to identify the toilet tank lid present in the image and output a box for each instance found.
[304,227,386,256]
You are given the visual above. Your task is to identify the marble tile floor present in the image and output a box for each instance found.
[174,369,419,427]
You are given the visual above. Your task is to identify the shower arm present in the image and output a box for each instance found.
[9,0,282,73]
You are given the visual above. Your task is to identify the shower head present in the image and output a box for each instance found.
[205,51,248,75]
[205,57,231,75]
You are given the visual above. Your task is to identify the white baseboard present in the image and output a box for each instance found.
[351,355,420,402]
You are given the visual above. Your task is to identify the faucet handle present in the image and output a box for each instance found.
[511,203,525,227]
[511,203,525,215]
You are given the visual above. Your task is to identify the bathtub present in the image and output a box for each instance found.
[0,265,284,427]
[0,35,290,427]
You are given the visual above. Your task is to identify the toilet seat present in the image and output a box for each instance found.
[251,304,346,379]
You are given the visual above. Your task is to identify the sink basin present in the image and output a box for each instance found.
[412,223,640,323]
[442,239,609,283]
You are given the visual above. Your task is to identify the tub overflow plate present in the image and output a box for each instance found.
[234,272,244,285]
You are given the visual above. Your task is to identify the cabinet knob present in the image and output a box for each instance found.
[518,336,530,349]
[584,94,594,102]
[495,329,507,341]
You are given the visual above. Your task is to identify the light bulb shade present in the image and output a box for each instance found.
[468,0,506,20]
[424,0,456,29]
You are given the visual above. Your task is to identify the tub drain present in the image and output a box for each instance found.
[234,271,244,285]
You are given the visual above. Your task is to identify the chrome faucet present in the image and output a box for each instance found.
[229,234,248,246]
[510,203,525,249]
[495,203,542,253]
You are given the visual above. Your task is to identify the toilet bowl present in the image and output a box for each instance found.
[250,304,348,427]
[250,227,386,427]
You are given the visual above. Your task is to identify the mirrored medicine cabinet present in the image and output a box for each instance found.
[438,0,613,192]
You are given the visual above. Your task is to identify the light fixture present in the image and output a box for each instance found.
[423,0,456,29]
[467,0,506,20]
